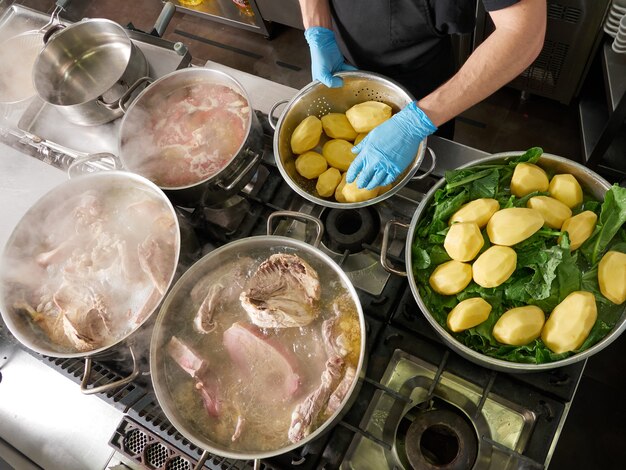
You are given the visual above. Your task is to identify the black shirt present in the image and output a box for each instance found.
[330,0,521,85]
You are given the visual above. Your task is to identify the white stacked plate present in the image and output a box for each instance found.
[613,14,626,53]
[604,0,626,38]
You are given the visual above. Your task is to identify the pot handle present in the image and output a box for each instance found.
[98,76,153,113]
[217,150,262,192]
[267,210,324,248]
[268,99,289,130]
[380,220,409,277]
[411,146,437,181]
[40,0,69,40]
[80,346,140,395]
[42,23,65,44]
[67,153,123,178]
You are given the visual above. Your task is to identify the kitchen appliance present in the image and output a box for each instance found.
[0,6,588,470]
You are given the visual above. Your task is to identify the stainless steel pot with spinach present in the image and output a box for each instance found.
[150,211,366,464]
[382,148,626,372]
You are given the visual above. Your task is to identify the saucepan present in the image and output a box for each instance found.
[31,2,176,126]
[269,71,437,209]
[381,152,626,373]
[0,169,182,394]
[150,211,366,465]
[116,67,264,207]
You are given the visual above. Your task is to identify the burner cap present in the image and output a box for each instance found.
[405,409,478,470]
[323,207,379,253]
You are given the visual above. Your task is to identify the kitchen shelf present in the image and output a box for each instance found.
[578,40,626,182]
[168,0,272,37]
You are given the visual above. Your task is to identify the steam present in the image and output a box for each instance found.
[0,177,178,356]
[119,82,250,188]
[0,27,44,105]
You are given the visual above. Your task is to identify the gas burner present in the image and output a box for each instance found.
[322,206,380,253]
[400,401,478,470]
[343,350,538,470]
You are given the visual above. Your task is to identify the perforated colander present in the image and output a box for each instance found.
[269,71,435,209]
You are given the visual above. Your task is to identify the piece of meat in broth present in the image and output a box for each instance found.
[190,258,251,334]
[137,233,174,295]
[167,336,220,417]
[193,283,223,334]
[324,366,356,419]
[53,282,111,351]
[288,356,345,443]
[239,254,321,328]
[223,322,301,400]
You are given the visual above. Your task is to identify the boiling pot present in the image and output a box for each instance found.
[32,18,149,126]
[381,152,625,372]
[117,67,264,207]
[269,71,436,209]
[0,170,182,393]
[150,211,366,465]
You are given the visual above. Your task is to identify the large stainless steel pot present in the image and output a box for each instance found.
[150,211,366,464]
[269,71,436,209]
[0,171,181,393]
[381,152,625,372]
[32,18,148,126]
[118,67,264,207]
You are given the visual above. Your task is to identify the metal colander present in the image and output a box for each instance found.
[270,71,435,209]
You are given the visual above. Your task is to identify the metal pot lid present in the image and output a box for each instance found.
[405,152,625,372]
[150,234,366,460]
[0,171,181,358]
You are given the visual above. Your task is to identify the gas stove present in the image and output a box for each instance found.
[0,6,586,470]
[1,120,584,470]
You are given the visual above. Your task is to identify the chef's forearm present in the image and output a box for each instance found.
[298,0,333,29]
[417,0,546,128]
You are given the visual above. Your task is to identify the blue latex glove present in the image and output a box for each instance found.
[346,102,437,190]
[304,26,357,88]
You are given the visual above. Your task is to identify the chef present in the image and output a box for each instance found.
[297,0,547,189]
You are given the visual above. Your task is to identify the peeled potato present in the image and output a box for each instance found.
[321,113,358,140]
[316,167,342,197]
[345,101,392,133]
[354,132,368,146]
[335,173,348,202]
[291,115,323,154]
[342,180,380,203]
[322,139,356,172]
[295,151,327,179]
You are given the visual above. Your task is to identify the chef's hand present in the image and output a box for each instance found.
[347,102,437,190]
[304,26,357,88]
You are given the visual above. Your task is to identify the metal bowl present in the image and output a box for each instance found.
[271,71,434,209]
[400,152,624,372]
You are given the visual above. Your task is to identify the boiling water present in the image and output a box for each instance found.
[163,246,361,452]
[3,183,177,353]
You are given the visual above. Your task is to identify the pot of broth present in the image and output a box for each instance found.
[149,211,366,463]
[117,67,264,207]
[0,171,181,394]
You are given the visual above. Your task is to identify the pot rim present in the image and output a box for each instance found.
[33,18,135,106]
[404,152,625,372]
[272,70,427,209]
[0,170,181,359]
[118,66,258,192]
[149,234,367,460]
